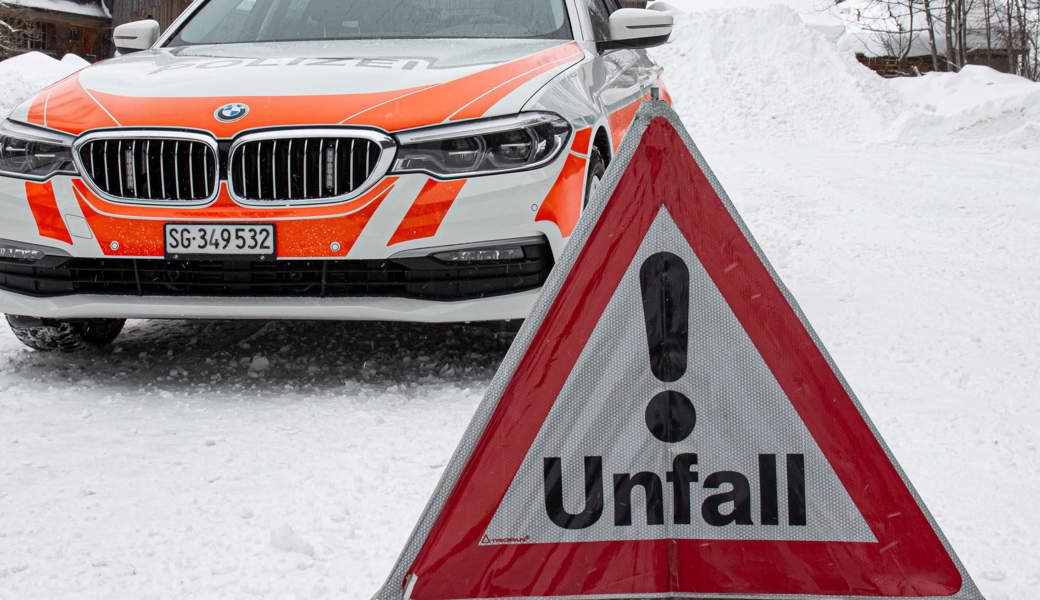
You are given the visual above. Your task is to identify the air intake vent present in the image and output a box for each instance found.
[229,130,395,205]
[0,239,554,301]
[75,133,218,204]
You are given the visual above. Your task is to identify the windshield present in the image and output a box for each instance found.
[167,0,573,46]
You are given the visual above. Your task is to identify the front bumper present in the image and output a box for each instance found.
[0,236,553,322]
[0,239,553,300]
[0,287,542,322]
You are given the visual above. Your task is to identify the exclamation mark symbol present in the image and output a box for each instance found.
[640,252,696,444]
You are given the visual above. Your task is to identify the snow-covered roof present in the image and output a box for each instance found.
[4,0,111,20]
[830,0,994,58]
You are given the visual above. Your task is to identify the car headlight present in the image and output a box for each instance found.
[0,119,77,180]
[392,112,571,178]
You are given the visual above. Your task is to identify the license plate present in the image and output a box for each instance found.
[164,224,275,259]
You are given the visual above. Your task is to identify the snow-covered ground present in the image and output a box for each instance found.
[1,3,1038,599]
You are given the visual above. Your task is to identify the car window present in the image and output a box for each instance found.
[168,0,572,46]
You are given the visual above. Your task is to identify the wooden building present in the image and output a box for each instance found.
[111,0,193,31]
[0,0,112,61]
[858,49,1029,78]
[0,0,196,62]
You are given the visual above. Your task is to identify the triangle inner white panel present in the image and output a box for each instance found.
[483,208,876,545]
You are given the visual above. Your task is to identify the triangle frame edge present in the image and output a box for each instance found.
[372,101,985,600]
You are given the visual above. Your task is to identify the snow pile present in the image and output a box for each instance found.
[891,66,1040,148]
[655,1,1040,148]
[0,52,88,118]
[652,5,902,143]
[269,523,316,557]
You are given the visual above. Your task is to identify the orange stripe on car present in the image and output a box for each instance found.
[46,43,584,137]
[343,42,583,131]
[36,74,120,134]
[535,136,589,238]
[274,188,391,258]
[27,92,48,127]
[571,127,593,156]
[75,183,396,258]
[388,178,467,246]
[89,88,428,139]
[448,50,584,122]
[607,93,652,154]
[25,181,73,244]
[338,84,440,125]
[72,178,397,221]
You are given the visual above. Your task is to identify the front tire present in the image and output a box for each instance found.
[6,316,126,353]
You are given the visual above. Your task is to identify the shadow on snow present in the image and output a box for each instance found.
[1,319,512,397]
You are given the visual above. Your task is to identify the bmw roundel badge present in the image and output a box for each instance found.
[215,103,249,123]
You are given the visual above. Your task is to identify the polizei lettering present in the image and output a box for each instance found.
[150,56,437,75]
[543,453,807,529]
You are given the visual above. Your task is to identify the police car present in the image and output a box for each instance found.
[0,0,672,351]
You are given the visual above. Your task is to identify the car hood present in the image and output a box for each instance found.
[15,39,584,137]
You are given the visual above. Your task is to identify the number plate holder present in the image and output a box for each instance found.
[164,224,277,260]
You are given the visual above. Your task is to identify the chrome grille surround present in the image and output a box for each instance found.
[227,129,396,207]
[72,130,220,207]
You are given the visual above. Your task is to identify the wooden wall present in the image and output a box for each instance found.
[858,50,1027,78]
[0,5,110,61]
[112,0,194,31]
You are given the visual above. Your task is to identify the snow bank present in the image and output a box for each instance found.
[652,4,899,143]
[891,66,1040,148]
[0,52,88,118]
[655,2,1040,148]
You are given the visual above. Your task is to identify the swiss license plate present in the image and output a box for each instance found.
[164,224,275,259]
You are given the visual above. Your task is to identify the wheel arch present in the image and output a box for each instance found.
[592,127,612,165]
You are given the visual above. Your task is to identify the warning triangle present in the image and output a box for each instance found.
[376,103,983,600]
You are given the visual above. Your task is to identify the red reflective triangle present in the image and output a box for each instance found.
[377,107,979,600]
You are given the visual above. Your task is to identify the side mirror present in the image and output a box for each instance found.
[601,8,673,50]
[113,19,160,54]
